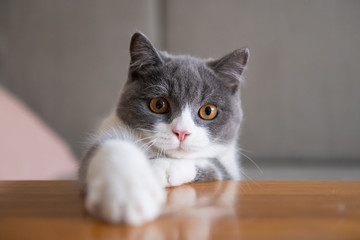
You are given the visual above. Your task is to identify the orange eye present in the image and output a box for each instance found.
[149,97,169,114]
[199,104,217,120]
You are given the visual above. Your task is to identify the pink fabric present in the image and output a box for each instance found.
[0,86,77,180]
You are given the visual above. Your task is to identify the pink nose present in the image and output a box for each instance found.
[173,130,191,142]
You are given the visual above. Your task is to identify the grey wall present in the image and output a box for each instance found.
[0,0,163,156]
[165,0,360,160]
[1,1,360,161]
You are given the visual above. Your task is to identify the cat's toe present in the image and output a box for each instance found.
[124,195,162,225]
[122,183,165,225]
[97,197,124,223]
[85,185,123,223]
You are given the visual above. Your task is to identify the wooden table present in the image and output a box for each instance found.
[0,181,359,240]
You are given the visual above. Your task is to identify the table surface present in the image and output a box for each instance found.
[0,181,359,240]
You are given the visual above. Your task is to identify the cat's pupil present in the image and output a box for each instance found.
[156,100,164,109]
[205,106,212,115]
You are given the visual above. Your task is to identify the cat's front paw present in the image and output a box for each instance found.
[85,140,166,225]
[85,176,165,225]
[151,158,197,187]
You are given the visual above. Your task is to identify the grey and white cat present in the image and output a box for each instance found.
[79,32,249,225]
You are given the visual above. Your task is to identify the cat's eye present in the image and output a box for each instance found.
[199,104,217,120]
[149,97,169,114]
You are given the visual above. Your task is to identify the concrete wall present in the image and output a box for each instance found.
[165,0,360,160]
[1,1,360,161]
[0,0,163,156]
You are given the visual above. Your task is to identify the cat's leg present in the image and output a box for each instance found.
[151,158,232,187]
[151,158,197,187]
[80,139,166,225]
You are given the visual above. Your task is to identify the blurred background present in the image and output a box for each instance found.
[0,0,359,180]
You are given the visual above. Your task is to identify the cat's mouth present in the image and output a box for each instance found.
[161,143,188,153]
[141,130,209,158]
[175,144,187,152]
[163,142,202,158]
[171,139,196,151]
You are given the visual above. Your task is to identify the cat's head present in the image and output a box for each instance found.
[118,32,249,159]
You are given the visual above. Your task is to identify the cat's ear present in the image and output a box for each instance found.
[129,32,163,73]
[208,48,249,93]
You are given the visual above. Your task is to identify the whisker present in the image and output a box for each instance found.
[159,146,165,158]
[134,135,156,144]
[155,145,160,158]
[135,128,158,133]
[239,167,261,189]
[143,139,157,153]
[239,150,263,174]
[139,138,154,150]
[238,148,254,154]
[239,168,254,181]
[156,148,161,159]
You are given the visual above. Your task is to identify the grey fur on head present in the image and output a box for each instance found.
[117,32,249,144]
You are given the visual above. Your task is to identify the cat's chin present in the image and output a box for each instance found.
[164,141,230,160]
[163,146,208,159]
[165,149,201,159]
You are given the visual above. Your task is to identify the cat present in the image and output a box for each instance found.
[78,32,249,225]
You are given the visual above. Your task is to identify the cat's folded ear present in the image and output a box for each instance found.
[129,32,163,73]
[208,48,249,93]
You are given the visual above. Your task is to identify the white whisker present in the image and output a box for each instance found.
[136,128,158,133]
[238,168,260,189]
[239,150,263,174]
[158,146,166,158]
[143,139,157,153]
[139,139,153,149]
[134,135,156,144]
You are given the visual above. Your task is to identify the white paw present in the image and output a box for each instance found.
[151,158,197,187]
[85,140,166,225]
